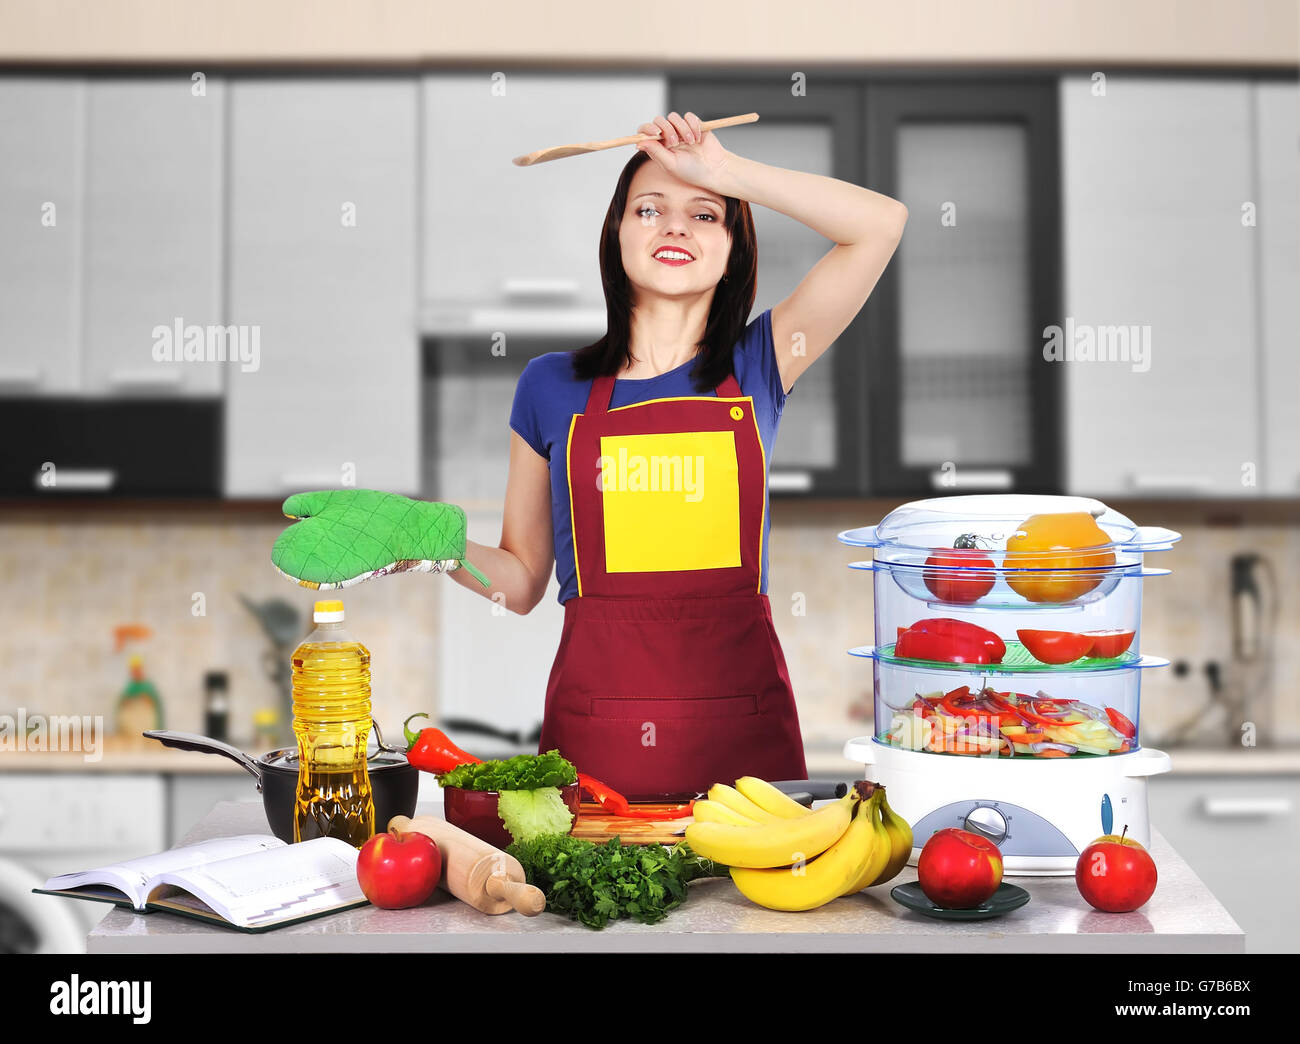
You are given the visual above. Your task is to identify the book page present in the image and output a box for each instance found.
[44,835,283,910]
[150,836,363,928]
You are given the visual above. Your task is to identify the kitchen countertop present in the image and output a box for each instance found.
[8,739,1298,776]
[85,797,1244,954]
[0,738,247,774]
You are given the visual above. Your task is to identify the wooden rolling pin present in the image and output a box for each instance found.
[388,814,545,916]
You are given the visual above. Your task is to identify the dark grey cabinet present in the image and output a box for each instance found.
[671,77,1063,497]
[864,80,1063,496]
[671,79,869,496]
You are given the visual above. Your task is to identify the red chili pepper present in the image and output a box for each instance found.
[576,772,694,819]
[403,713,482,773]
[400,719,693,818]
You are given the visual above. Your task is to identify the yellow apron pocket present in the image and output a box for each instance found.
[599,430,740,573]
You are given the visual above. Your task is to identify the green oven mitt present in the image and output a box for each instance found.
[271,489,490,590]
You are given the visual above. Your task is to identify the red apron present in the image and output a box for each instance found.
[537,370,808,799]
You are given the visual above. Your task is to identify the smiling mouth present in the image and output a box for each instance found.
[653,249,695,266]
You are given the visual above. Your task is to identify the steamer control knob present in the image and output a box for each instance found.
[964,805,1008,844]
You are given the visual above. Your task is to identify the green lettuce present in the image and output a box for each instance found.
[436,749,577,791]
[496,787,575,843]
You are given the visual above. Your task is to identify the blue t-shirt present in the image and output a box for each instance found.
[510,307,788,605]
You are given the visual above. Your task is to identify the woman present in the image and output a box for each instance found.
[452,111,907,798]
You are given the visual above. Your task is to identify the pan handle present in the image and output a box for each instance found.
[143,730,265,789]
[769,779,851,801]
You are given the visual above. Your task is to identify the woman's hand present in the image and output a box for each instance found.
[635,111,733,194]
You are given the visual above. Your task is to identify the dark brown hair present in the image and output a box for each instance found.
[571,150,758,394]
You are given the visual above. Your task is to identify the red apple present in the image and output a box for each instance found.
[1075,827,1157,912]
[917,828,1004,909]
[356,828,442,909]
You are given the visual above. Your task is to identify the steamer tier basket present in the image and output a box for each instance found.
[840,493,1180,876]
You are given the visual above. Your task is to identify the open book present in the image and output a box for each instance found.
[34,834,369,932]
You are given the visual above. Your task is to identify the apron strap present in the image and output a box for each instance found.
[585,370,744,414]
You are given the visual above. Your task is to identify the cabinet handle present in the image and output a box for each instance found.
[768,470,813,492]
[929,468,1013,490]
[109,369,184,389]
[279,473,345,490]
[34,468,117,492]
[1129,474,1214,493]
[1201,796,1292,818]
[0,368,43,389]
[501,278,581,299]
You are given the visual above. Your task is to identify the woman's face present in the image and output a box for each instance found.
[619,163,731,302]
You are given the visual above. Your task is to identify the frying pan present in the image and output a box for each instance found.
[144,725,419,844]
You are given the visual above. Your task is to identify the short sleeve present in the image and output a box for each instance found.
[509,358,548,460]
[740,307,788,414]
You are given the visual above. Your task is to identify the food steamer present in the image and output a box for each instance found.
[840,494,1180,876]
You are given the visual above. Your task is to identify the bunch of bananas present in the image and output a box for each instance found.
[685,778,914,912]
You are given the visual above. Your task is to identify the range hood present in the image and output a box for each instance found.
[419,281,608,339]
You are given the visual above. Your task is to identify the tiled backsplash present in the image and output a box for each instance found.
[0,508,443,747]
[1,500,1296,751]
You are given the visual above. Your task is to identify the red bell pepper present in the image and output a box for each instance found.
[576,772,694,819]
[403,713,482,773]
[939,686,1005,725]
[984,691,1083,728]
[895,618,1006,664]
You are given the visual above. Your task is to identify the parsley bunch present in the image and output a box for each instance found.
[506,835,727,930]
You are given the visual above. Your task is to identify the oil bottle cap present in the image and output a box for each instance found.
[313,600,345,623]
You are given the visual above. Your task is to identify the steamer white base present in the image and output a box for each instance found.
[843,739,1172,876]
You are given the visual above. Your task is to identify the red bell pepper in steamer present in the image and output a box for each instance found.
[895,618,1006,664]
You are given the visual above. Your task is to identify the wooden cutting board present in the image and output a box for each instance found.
[569,801,694,845]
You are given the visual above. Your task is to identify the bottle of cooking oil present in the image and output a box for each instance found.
[290,600,374,847]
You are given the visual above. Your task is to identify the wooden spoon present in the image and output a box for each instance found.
[512,112,759,166]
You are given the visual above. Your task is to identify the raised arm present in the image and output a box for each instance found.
[448,431,555,614]
[638,111,908,395]
[726,153,907,394]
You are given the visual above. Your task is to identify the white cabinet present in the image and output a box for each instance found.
[1150,774,1299,953]
[167,777,259,847]
[1061,77,1259,497]
[225,78,420,496]
[82,78,225,397]
[435,510,565,736]
[421,74,666,312]
[1255,82,1300,496]
[0,78,83,396]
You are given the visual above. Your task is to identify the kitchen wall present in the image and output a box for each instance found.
[3,500,1295,752]
[1,0,1295,66]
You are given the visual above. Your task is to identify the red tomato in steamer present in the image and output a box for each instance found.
[1084,630,1136,658]
[923,550,996,604]
[1106,706,1137,739]
[1017,629,1096,664]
